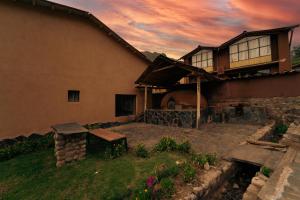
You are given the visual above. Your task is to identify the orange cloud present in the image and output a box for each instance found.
[53,0,300,58]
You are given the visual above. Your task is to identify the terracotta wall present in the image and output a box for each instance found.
[278,32,292,72]
[0,2,147,139]
[204,72,300,102]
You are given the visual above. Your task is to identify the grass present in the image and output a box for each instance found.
[0,149,184,200]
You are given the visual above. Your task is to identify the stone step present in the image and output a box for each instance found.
[247,184,260,194]
[243,191,258,200]
[251,177,266,188]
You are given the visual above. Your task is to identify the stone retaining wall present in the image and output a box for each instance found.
[212,96,300,124]
[54,133,86,167]
[183,161,235,200]
[242,172,269,200]
[145,109,197,128]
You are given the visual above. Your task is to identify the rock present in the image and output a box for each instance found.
[193,186,203,194]
[55,150,65,157]
[233,183,239,189]
[246,184,260,193]
[184,194,197,200]
[56,160,65,167]
[251,177,266,188]
[257,173,269,182]
[204,162,210,170]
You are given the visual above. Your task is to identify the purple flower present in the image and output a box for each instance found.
[146,176,156,188]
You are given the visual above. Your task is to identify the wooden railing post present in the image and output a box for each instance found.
[144,85,148,122]
[196,76,201,129]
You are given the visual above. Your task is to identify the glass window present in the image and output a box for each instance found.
[208,59,213,67]
[68,90,80,102]
[239,51,249,60]
[115,95,136,117]
[249,39,259,49]
[239,42,248,51]
[191,50,213,69]
[259,36,270,46]
[230,35,271,63]
[231,53,239,62]
[201,52,207,60]
[230,45,238,54]
[208,52,213,59]
[260,46,271,56]
[249,48,259,58]
[192,55,197,64]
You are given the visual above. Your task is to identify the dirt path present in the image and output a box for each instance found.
[110,123,262,156]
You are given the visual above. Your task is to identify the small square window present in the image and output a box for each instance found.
[68,90,80,102]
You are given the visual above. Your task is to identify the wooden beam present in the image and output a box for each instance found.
[144,86,148,122]
[152,65,175,73]
[196,76,201,129]
[289,29,294,50]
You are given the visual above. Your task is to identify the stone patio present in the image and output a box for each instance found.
[110,122,262,156]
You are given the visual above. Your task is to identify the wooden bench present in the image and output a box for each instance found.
[89,128,128,151]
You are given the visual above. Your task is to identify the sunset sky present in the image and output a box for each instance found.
[53,0,300,58]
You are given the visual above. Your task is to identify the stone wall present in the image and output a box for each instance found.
[211,105,268,124]
[145,109,197,128]
[211,96,300,124]
[145,96,300,127]
[54,133,86,167]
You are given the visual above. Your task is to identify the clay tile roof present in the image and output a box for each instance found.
[8,0,151,64]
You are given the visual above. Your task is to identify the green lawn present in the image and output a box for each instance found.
[0,149,185,200]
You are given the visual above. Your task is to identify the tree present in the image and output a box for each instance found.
[292,45,300,65]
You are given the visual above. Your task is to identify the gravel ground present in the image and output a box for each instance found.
[110,122,262,156]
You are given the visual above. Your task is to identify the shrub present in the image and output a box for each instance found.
[191,153,207,167]
[191,153,218,167]
[111,142,126,158]
[176,141,191,153]
[154,137,177,152]
[0,133,54,161]
[133,176,157,200]
[205,153,218,166]
[274,124,288,136]
[155,164,179,181]
[261,166,272,177]
[160,178,175,198]
[135,144,149,158]
[182,163,196,183]
[133,188,152,200]
[103,141,127,159]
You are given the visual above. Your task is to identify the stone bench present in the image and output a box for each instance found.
[89,128,128,152]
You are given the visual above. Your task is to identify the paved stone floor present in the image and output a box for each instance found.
[110,123,262,156]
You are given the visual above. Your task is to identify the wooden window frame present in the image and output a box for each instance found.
[68,90,80,102]
[230,36,271,63]
[192,51,213,68]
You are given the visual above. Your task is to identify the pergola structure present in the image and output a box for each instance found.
[135,55,219,128]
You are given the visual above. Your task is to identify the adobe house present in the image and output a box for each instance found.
[137,26,300,127]
[0,0,150,139]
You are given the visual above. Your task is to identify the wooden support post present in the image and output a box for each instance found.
[144,86,148,122]
[196,76,201,129]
